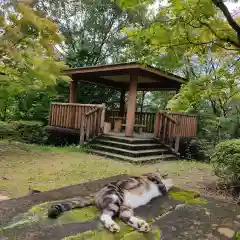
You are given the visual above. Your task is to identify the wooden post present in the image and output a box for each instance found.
[125,75,137,137]
[101,103,106,132]
[80,114,85,145]
[69,78,77,103]
[119,89,125,117]
[154,113,160,138]
[174,136,180,154]
[48,103,53,126]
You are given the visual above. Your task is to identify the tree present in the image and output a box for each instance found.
[0,2,70,119]
[33,0,149,67]
[167,54,240,142]
[119,0,240,54]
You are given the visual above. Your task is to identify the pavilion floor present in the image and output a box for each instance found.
[105,131,154,139]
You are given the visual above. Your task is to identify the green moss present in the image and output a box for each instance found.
[120,227,161,240]
[63,231,96,240]
[63,225,161,240]
[57,206,98,224]
[1,202,98,232]
[120,232,145,240]
[169,189,208,204]
[186,198,208,204]
[235,232,240,240]
[0,202,50,232]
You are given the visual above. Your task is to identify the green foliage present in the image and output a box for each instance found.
[167,56,240,113]
[186,139,212,161]
[120,0,240,58]
[0,2,70,113]
[119,0,240,160]
[0,0,149,124]
[166,55,240,151]
[34,0,148,67]
[118,0,152,9]
[211,139,240,184]
[0,121,47,144]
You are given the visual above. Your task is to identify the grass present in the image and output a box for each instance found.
[0,141,214,198]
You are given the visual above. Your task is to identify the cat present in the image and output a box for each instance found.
[47,172,173,233]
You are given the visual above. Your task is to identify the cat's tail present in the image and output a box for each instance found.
[48,196,95,218]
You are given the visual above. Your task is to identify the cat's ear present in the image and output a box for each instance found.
[28,187,33,195]
[162,173,168,178]
[156,169,168,178]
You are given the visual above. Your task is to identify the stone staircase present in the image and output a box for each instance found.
[89,134,176,163]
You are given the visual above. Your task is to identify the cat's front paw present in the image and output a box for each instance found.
[137,220,150,232]
[108,223,120,233]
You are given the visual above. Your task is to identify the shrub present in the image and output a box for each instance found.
[187,139,214,161]
[0,121,15,137]
[211,139,240,184]
[0,121,48,144]
[178,137,212,161]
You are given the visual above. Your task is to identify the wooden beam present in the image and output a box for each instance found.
[73,75,126,89]
[137,81,181,90]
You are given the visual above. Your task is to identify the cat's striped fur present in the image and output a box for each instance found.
[48,172,173,232]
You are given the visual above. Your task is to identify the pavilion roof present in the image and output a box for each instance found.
[64,62,186,91]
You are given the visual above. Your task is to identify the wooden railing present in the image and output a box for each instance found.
[49,103,105,144]
[80,107,104,144]
[106,110,156,133]
[154,112,197,154]
[49,104,197,147]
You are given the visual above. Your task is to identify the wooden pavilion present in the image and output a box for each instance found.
[48,62,197,162]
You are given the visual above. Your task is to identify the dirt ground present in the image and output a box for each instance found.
[0,141,228,201]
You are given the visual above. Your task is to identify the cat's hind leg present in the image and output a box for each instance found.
[119,205,150,232]
[99,204,120,233]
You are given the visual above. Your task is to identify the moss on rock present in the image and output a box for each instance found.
[169,189,208,204]
[57,206,98,224]
[235,232,240,240]
[63,225,161,240]
[1,202,99,232]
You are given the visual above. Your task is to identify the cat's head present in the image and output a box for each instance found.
[156,170,173,191]
[144,170,174,192]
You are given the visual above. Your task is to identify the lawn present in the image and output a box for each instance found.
[0,141,215,199]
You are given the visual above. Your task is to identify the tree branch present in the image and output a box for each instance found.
[199,20,240,49]
[211,0,240,44]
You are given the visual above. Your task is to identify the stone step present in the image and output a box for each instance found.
[101,135,157,144]
[91,144,168,157]
[95,139,162,150]
[89,150,176,163]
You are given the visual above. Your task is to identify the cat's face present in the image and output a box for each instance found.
[144,172,174,192]
[161,178,173,191]
[155,170,174,191]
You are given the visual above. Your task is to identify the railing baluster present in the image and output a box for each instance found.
[80,113,85,145]
[86,116,90,141]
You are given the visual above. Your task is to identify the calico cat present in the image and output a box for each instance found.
[48,172,173,233]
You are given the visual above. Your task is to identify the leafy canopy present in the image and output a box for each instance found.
[119,0,239,69]
[0,2,70,107]
[167,55,240,112]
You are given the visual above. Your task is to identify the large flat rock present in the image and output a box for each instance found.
[0,175,239,240]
